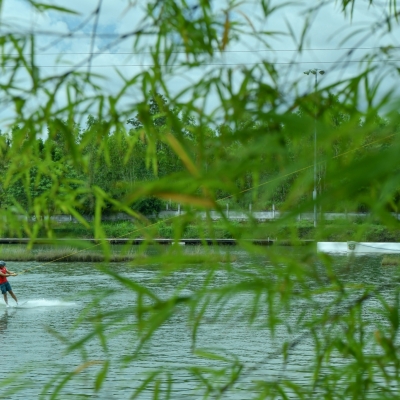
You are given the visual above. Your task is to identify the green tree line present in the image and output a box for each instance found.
[2,93,397,219]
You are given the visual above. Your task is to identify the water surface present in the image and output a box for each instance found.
[1,247,396,398]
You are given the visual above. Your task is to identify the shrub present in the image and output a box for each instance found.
[158,221,173,238]
[132,197,163,216]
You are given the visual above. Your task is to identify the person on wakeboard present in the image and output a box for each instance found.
[0,261,18,307]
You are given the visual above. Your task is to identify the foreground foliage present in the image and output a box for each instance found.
[1,0,400,398]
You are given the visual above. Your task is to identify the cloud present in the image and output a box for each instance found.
[0,0,399,131]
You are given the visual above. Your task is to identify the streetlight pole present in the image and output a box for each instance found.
[304,69,325,228]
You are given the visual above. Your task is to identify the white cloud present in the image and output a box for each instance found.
[0,0,399,131]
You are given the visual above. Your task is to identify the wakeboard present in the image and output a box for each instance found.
[15,301,28,308]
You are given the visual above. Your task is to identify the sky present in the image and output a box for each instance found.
[1,0,400,130]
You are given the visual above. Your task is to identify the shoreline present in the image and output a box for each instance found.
[2,238,400,245]
[0,238,315,246]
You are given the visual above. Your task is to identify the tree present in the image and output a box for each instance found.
[127,92,169,129]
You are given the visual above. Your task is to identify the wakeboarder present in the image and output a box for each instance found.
[0,261,18,307]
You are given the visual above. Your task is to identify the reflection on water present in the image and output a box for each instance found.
[1,248,398,398]
[0,310,10,333]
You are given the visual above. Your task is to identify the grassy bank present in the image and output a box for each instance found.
[3,219,400,242]
[0,245,237,264]
[0,246,138,262]
[381,256,400,266]
[283,219,400,242]
[50,220,400,242]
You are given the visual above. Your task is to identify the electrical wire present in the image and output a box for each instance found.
[2,46,399,55]
[1,59,399,69]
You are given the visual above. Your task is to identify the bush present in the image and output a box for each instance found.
[132,197,163,216]
[103,221,139,238]
[158,221,173,238]
[365,225,400,242]
[183,225,200,238]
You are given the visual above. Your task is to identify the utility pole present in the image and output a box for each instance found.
[304,69,325,228]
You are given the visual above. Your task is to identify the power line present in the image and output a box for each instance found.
[0,30,130,38]
[1,46,399,56]
[1,59,398,68]
[3,30,400,53]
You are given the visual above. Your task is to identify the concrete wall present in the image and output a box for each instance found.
[23,210,399,223]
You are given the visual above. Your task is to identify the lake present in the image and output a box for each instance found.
[1,246,397,399]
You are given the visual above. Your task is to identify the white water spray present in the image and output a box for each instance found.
[2,299,76,308]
